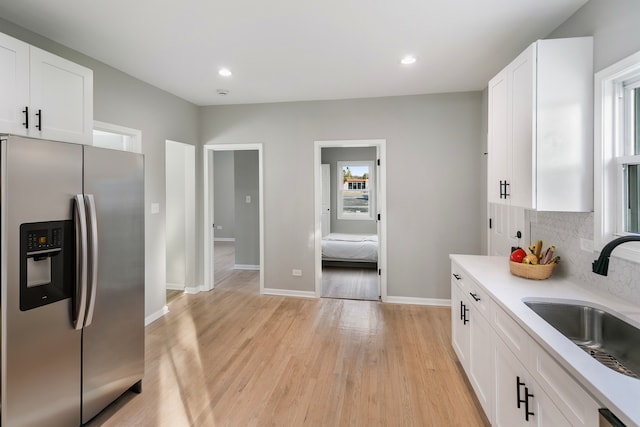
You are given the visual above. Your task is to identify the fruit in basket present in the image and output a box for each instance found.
[510,248,527,263]
[523,253,539,264]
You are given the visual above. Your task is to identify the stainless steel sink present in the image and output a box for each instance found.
[523,300,640,379]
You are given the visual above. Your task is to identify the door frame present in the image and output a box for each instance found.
[203,143,264,292]
[165,140,196,292]
[313,139,388,300]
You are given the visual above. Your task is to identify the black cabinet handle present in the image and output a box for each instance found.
[35,109,42,130]
[22,106,29,129]
[524,386,535,421]
[517,376,525,409]
[500,180,511,199]
[469,292,481,302]
[463,304,469,325]
[517,377,535,421]
[453,273,461,280]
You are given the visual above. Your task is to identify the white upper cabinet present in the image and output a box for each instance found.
[0,32,29,135]
[0,32,93,144]
[487,37,593,211]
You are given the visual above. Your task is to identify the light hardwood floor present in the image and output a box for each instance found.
[321,266,379,301]
[90,244,488,426]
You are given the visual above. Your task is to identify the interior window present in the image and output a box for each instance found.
[92,121,142,153]
[337,161,374,220]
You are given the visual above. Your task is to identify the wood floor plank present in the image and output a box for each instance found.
[87,245,488,427]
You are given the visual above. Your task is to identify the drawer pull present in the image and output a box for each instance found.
[453,273,462,280]
[469,292,481,302]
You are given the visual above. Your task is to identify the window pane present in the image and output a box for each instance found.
[626,163,640,233]
[341,164,370,217]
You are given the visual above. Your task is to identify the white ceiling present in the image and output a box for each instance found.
[0,0,588,106]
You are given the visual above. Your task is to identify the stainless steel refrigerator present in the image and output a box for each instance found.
[1,135,145,426]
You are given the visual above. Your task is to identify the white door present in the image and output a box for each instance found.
[0,32,29,135]
[488,203,526,256]
[321,164,330,237]
[29,46,93,144]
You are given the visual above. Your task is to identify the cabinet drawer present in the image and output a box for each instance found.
[466,278,490,320]
[493,304,532,367]
[451,263,467,291]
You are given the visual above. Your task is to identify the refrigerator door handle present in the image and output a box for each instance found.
[74,194,88,330]
[84,194,99,327]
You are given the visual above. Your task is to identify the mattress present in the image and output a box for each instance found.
[321,233,378,262]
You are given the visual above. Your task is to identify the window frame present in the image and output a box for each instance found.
[336,160,375,221]
[594,49,640,262]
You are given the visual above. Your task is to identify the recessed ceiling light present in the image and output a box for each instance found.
[400,55,416,65]
[218,68,232,77]
[216,89,230,96]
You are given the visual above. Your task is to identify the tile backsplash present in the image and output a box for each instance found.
[527,211,640,307]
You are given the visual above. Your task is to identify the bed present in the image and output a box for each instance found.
[321,233,378,263]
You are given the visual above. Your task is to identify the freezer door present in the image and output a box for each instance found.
[81,145,144,423]
[2,136,83,427]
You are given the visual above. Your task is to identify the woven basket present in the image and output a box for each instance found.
[509,261,556,280]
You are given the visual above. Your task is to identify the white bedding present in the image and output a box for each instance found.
[322,233,378,262]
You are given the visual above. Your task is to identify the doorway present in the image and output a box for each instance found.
[203,144,264,292]
[165,140,196,300]
[314,140,387,301]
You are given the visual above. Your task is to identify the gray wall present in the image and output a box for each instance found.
[523,0,640,306]
[321,146,377,235]
[200,93,482,299]
[233,151,260,266]
[213,151,236,240]
[0,18,200,319]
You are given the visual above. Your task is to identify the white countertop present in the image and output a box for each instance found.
[450,254,640,427]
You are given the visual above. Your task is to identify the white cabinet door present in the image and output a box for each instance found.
[509,44,536,210]
[495,336,570,427]
[451,281,470,368]
[0,32,29,135]
[29,46,93,144]
[468,304,494,421]
[488,68,510,205]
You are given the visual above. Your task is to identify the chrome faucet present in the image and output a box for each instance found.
[592,235,640,276]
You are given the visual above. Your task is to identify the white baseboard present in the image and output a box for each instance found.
[166,282,184,291]
[262,288,317,298]
[184,285,203,294]
[234,264,260,270]
[214,237,236,242]
[145,305,169,326]
[383,296,451,307]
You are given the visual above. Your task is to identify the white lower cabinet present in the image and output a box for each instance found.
[495,335,570,426]
[450,260,600,426]
[451,270,494,420]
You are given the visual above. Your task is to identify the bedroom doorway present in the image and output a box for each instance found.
[314,140,387,301]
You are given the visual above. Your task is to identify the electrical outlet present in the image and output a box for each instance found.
[245,195,251,203]
[151,203,160,214]
[217,225,223,230]
[292,269,302,277]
